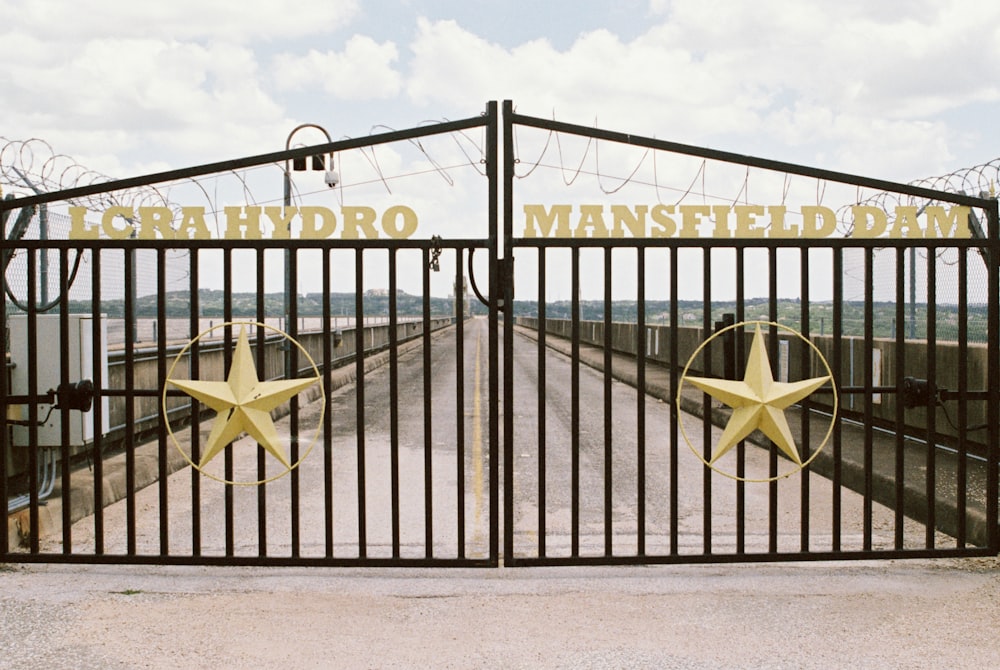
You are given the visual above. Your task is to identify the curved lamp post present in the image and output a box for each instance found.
[282,124,336,378]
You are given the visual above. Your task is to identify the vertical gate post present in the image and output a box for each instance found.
[488,99,502,565]
[987,199,1000,552]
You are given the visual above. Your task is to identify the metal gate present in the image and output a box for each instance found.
[2,103,501,566]
[2,100,998,567]
[500,101,999,565]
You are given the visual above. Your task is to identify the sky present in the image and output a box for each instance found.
[4,0,999,181]
[2,0,999,302]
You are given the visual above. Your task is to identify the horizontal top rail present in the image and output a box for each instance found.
[1,114,491,213]
[511,111,998,214]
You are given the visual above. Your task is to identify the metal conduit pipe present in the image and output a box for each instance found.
[6,446,57,514]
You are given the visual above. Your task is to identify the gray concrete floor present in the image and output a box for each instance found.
[2,557,999,669]
[4,321,999,668]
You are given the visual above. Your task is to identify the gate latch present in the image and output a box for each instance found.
[496,256,513,312]
[467,251,514,313]
[5,379,95,427]
[902,377,935,408]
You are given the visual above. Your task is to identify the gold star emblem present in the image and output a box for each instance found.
[677,321,838,482]
[163,322,324,486]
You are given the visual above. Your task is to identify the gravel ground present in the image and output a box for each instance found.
[2,557,999,669]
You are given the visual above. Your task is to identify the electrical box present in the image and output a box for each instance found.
[9,314,109,449]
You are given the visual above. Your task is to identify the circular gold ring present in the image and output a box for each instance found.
[676,320,838,482]
[161,321,325,486]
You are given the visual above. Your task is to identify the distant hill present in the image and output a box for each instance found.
[52,290,987,342]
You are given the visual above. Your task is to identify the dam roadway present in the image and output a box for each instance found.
[53,317,946,562]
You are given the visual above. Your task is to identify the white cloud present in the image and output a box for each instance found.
[1,34,288,170]
[272,36,402,100]
[5,0,360,43]
[406,3,1000,179]
[2,0,998,194]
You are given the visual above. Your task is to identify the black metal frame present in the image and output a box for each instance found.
[502,101,999,565]
[1,103,500,566]
[2,99,997,567]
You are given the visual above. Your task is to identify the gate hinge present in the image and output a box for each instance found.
[497,256,514,312]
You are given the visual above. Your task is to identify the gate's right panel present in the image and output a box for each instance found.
[503,105,999,566]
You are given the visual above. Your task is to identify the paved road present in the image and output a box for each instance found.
[6,318,999,668]
[48,316,936,560]
[52,318,493,560]
[2,558,999,669]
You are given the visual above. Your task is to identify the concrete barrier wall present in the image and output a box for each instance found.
[5,318,453,482]
[516,317,988,444]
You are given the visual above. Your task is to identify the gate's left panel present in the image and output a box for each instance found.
[1,109,498,567]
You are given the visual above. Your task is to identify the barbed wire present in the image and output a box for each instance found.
[0,136,171,211]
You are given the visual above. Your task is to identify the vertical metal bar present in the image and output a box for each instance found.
[956,248,968,547]
[388,249,400,559]
[986,200,1000,553]
[422,246,434,558]
[59,248,72,553]
[188,249,201,556]
[223,250,234,556]
[288,248,301,557]
[256,249,268,557]
[603,246,613,556]
[354,248,367,558]
[832,247,844,551]
[894,247,906,550]
[0,242,6,555]
[800,247,811,553]
[537,248,547,558]
[669,246,679,555]
[322,250,334,558]
[455,248,466,558]
[702,248,712,555]
[26,250,39,554]
[863,247,874,551]
[925,247,937,549]
[768,248,778,554]
[571,247,580,557]
[636,247,646,557]
[90,250,105,555]
[498,99,509,566]
[123,247,136,555]
[735,248,746,554]
[156,248,169,556]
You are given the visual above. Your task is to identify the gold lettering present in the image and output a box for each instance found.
[264,206,297,240]
[176,207,210,239]
[733,205,766,238]
[711,205,731,238]
[851,205,887,237]
[611,205,647,238]
[678,205,711,238]
[522,204,572,238]
[69,206,99,239]
[766,206,797,238]
[299,206,337,239]
[574,205,609,238]
[102,206,134,239]
[891,206,922,238]
[649,204,677,238]
[381,205,418,238]
[801,206,837,238]
[224,206,263,239]
[137,206,174,240]
[342,206,379,239]
[925,205,971,238]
